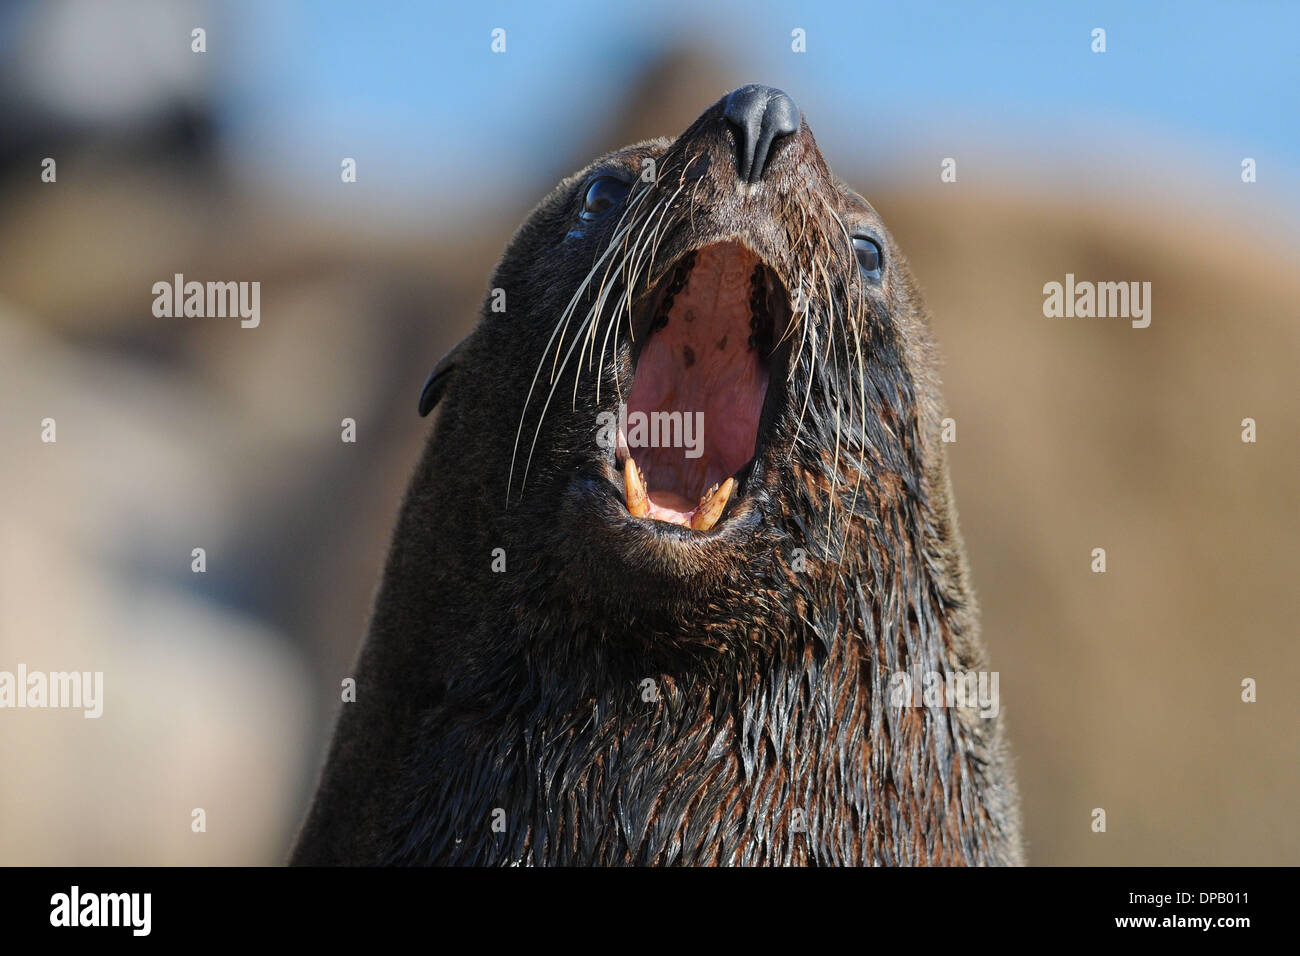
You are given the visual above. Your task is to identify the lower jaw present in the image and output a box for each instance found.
[554,469,771,618]
[569,466,767,553]
[613,447,764,533]
[621,456,736,531]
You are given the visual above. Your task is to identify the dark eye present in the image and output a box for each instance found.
[580,176,630,221]
[853,236,882,280]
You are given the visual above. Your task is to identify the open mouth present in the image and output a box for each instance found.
[614,240,789,532]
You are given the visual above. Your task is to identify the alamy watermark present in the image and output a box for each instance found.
[888,669,999,719]
[151,273,260,328]
[0,665,103,718]
[50,886,150,936]
[596,403,704,458]
[1042,273,1151,328]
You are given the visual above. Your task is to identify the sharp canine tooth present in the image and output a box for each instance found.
[690,477,735,531]
[625,458,649,518]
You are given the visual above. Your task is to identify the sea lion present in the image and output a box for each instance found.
[292,84,1024,865]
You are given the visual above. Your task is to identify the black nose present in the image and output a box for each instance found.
[723,84,800,184]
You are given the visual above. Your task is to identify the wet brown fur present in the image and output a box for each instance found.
[292,89,1024,866]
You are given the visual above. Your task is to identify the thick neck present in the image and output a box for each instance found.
[383,500,1002,865]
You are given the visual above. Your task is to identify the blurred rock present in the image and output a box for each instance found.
[0,315,312,864]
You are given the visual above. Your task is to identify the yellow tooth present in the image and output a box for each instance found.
[690,477,735,531]
[625,457,649,518]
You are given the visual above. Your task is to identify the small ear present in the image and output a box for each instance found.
[418,338,467,417]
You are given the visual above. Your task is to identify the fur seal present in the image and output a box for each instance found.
[292,84,1024,865]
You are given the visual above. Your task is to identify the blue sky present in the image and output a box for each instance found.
[217,0,1300,224]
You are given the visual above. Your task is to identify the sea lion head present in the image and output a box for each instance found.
[421,85,943,625]
[294,87,1022,868]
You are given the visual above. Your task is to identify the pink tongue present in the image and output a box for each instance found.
[645,489,697,525]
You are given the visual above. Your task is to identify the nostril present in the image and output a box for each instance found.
[725,115,758,185]
[763,93,800,140]
[722,85,801,184]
